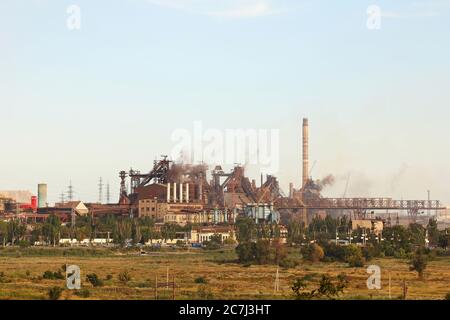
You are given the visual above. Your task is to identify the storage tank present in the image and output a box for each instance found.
[38,184,47,208]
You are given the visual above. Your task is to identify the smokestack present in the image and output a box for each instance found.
[186,183,189,203]
[38,184,47,208]
[199,173,203,203]
[302,118,309,188]
[173,183,177,202]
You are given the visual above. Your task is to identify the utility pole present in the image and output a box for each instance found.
[71,208,76,226]
[427,190,430,217]
[60,192,65,204]
[166,267,169,290]
[274,267,280,294]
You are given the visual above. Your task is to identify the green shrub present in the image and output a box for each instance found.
[18,240,30,248]
[394,248,408,259]
[301,243,325,263]
[43,270,64,280]
[118,270,132,284]
[48,287,63,300]
[223,238,236,245]
[0,272,11,283]
[279,257,300,269]
[197,285,214,300]
[86,273,104,287]
[362,245,382,261]
[347,254,365,268]
[322,243,346,262]
[74,289,90,298]
[136,281,152,288]
[194,277,208,284]
[344,245,365,268]
[203,234,223,250]
[236,242,256,263]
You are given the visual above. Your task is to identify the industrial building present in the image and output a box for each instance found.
[110,118,444,232]
[0,117,446,243]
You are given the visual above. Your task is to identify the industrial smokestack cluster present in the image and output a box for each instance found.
[166,183,190,203]
[302,118,309,188]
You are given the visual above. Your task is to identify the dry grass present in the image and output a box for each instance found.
[0,247,449,300]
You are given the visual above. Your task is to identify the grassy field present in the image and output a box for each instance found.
[0,247,449,300]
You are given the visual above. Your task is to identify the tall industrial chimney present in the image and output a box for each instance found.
[302,118,309,188]
[38,183,47,208]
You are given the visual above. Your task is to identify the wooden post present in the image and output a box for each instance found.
[155,275,158,300]
[388,272,391,299]
[402,279,408,300]
[173,275,175,300]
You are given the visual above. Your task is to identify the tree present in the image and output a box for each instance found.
[131,220,141,244]
[0,221,8,246]
[427,218,439,247]
[235,217,256,242]
[139,216,155,244]
[236,242,256,263]
[292,276,315,300]
[301,243,324,263]
[204,234,222,250]
[438,233,450,249]
[42,214,61,246]
[271,239,288,265]
[381,225,412,255]
[408,223,426,247]
[113,219,132,246]
[254,240,271,264]
[30,225,42,244]
[316,274,348,299]
[344,244,365,268]
[161,223,177,243]
[287,221,306,245]
[409,250,428,279]
[292,273,348,300]
[7,219,27,245]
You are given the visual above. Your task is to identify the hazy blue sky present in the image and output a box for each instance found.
[1,0,449,205]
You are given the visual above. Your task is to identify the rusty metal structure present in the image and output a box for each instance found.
[119,156,172,205]
[274,118,446,224]
[109,117,445,225]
